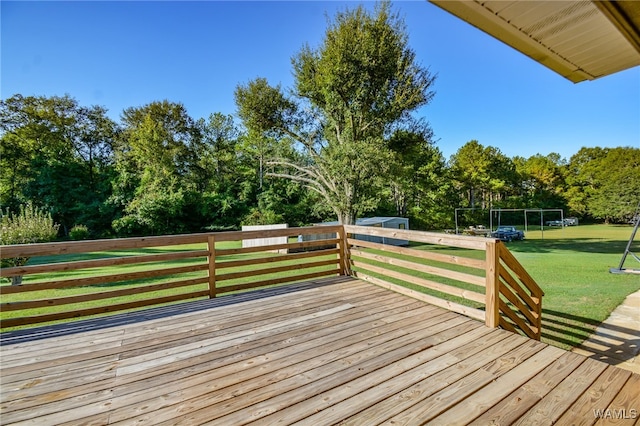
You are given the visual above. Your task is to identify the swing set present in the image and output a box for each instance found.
[610,201,640,275]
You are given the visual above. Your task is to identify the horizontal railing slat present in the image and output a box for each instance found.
[0,250,210,278]
[216,248,340,270]
[351,260,485,304]
[350,248,485,287]
[346,238,485,270]
[1,276,209,312]
[344,225,494,250]
[216,259,339,282]
[216,238,340,256]
[204,225,343,243]
[353,271,485,321]
[0,264,209,295]
[0,226,344,258]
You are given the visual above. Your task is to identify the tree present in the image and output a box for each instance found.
[513,153,567,208]
[111,101,203,235]
[450,140,517,209]
[564,147,639,223]
[195,113,254,230]
[194,113,240,193]
[235,2,435,224]
[0,94,117,236]
[380,126,454,228]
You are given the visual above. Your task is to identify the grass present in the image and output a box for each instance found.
[349,224,639,349]
[2,224,638,351]
[504,224,640,349]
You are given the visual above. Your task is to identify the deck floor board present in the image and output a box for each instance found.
[1,277,638,425]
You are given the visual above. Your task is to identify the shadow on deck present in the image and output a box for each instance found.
[1,277,638,425]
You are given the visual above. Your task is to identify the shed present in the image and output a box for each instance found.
[353,217,409,246]
[242,224,288,253]
[301,217,409,247]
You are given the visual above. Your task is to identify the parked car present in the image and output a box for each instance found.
[491,226,525,241]
[546,218,578,227]
[564,217,578,226]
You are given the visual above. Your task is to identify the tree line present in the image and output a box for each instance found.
[1,3,638,239]
[2,92,636,239]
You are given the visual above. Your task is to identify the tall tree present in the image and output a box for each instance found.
[194,112,240,193]
[513,153,567,208]
[0,94,117,235]
[565,147,639,223]
[111,100,202,235]
[235,2,435,224]
[194,113,253,229]
[450,140,517,209]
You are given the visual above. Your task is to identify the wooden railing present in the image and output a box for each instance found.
[0,225,542,339]
[0,226,344,329]
[344,225,543,340]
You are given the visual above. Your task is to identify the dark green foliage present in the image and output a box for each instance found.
[235,2,436,224]
[0,95,117,236]
[513,153,567,209]
[565,147,640,223]
[449,140,519,210]
[69,225,90,241]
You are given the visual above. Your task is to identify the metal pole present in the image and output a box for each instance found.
[615,210,640,271]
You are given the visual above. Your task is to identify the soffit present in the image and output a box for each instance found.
[429,0,640,82]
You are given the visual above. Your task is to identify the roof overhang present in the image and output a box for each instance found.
[429,0,640,83]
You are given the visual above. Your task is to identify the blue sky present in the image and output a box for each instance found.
[2,1,639,161]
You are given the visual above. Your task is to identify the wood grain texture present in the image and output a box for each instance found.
[344,225,492,250]
[346,237,486,270]
[1,277,637,426]
[350,260,485,303]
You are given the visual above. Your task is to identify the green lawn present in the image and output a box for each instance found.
[2,225,638,351]
[504,224,639,349]
[350,224,639,350]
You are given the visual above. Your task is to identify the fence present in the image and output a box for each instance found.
[345,225,543,340]
[0,226,344,329]
[1,225,542,339]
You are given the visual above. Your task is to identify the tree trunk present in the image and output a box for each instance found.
[338,210,356,225]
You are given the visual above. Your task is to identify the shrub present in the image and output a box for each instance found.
[1,204,59,284]
[241,208,284,226]
[69,224,90,240]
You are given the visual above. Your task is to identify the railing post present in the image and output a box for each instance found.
[337,226,351,276]
[534,294,543,340]
[208,235,216,298]
[485,240,500,328]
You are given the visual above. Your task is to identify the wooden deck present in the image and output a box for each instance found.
[1,277,639,425]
